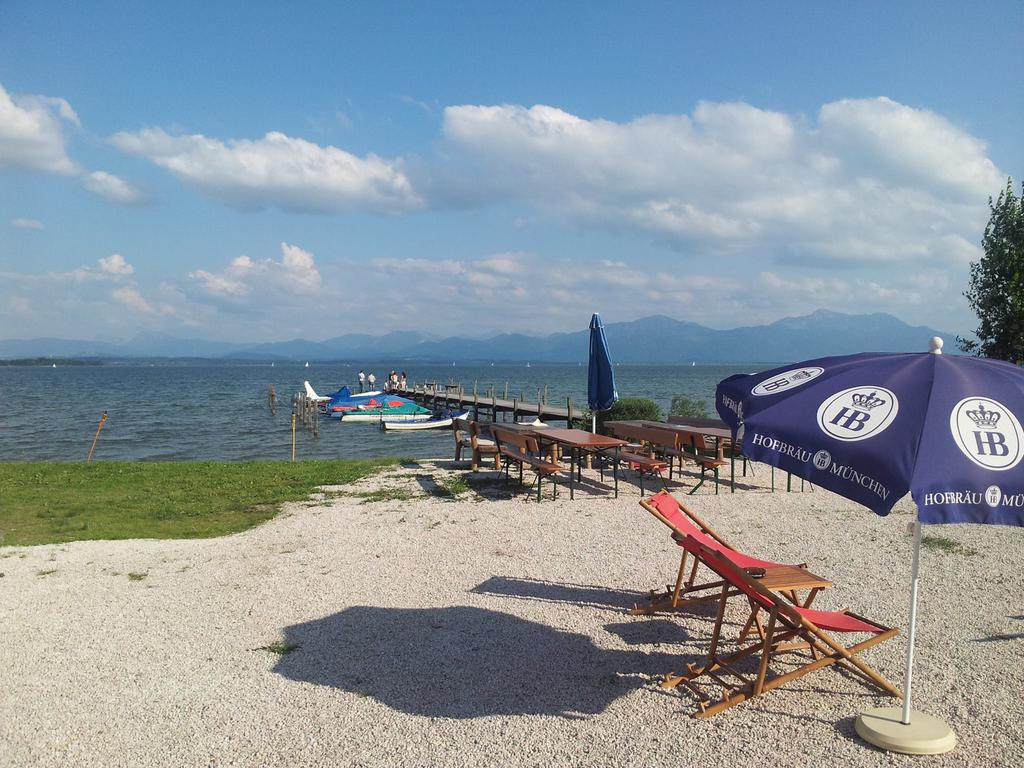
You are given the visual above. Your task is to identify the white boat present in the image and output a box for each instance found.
[304,381,332,403]
[383,411,470,431]
[304,362,310,368]
[345,411,434,423]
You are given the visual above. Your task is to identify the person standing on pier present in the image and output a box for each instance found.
[358,369,366,392]
[368,372,376,390]
[400,371,407,390]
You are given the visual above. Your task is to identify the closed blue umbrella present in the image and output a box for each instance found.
[716,337,1024,754]
[588,313,619,432]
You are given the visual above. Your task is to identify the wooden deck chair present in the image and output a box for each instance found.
[663,537,901,718]
[634,491,829,617]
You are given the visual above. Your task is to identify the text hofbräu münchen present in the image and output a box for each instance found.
[750,432,890,502]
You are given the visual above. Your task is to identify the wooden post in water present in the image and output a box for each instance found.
[544,384,549,405]
[291,413,297,462]
[267,385,277,416]
[504,381,509,400]
[566,397,572,427]
[512,398,518,422]
[87,411,108,462]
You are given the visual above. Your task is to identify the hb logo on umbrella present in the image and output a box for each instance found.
[950,397,1023,470]
[817,386,900,442]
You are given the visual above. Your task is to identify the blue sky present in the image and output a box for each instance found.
[1,1,1021,343]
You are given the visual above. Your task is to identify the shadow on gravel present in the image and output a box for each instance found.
[603,619,691,647]
[470,575,642,611]
[273,605,681,719]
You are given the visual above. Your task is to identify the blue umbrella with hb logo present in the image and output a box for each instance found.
[588,313,619,432]
[715,337,1024,754]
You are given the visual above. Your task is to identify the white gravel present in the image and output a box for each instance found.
[1,459,1022,767]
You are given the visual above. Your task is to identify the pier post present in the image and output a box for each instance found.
[513,398,518,422]
[504,381,509,400]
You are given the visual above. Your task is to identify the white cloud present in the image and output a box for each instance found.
[83,171,144,205]
[0,83,80,175]
[98,254,134,276]
[190,241,322,299]
[111,286,155,313]
[438,98,1003,266]
[110,127,421,213]
[11,218,42,229]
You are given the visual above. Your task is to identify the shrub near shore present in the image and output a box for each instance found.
[0,459,396,547]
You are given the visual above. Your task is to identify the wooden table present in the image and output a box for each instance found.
[527,427,628,500]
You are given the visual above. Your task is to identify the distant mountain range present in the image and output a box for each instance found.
[0,310,956,363]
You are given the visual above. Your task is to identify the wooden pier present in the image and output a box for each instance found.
[394,382,575,425]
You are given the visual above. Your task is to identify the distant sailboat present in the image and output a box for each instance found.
[305,362,310,368]
[51,363,56,368]
[691,361,696,367]
[526,362,531,368]
[271,362,275,367]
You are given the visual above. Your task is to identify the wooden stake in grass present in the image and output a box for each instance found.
[291,413,297,462]
[87,411,107,462]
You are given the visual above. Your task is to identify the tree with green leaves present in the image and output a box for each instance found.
[669,396,709,420]
[959,178,1024,361]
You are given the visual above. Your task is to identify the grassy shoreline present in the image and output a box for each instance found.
[0,459,397,547]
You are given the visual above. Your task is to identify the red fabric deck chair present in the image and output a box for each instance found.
[663,537,901,718]
[635,490,829,616]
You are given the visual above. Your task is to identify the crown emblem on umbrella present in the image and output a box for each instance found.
[851,391,886,410]
[966,403,1001,429]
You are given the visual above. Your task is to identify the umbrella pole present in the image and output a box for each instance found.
[854,517,955,754]
[902,519,922,725]
[592,413,597,434]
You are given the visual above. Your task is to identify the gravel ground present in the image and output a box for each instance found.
[1,459,1022,768]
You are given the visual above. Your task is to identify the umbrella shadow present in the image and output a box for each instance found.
[271,605,680,719]
[603,619,692,647]
[470,575,642,611]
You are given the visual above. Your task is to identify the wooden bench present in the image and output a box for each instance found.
[634,425,696,481]
[491,427,562,500]
[604,423,670,495]
[675,430,728,494]
[454,418,499,471]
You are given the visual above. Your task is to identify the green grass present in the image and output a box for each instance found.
[0,459,397,547]
[354,487,417,504]
[441,475,470,497]
[256,640,300,655]
[921,534,977,556]
[127,572,147,581]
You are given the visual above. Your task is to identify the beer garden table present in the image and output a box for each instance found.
[525,427,629,500]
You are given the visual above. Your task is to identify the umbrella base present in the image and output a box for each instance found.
[855,707,956,755]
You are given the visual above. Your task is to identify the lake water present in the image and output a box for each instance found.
[0,362,764,461]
